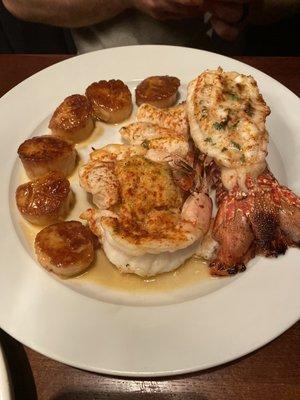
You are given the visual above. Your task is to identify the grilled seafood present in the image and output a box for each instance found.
[121,101,203,192]
[187,68,270,168]
[16,67,298,282]
[135,75,180,108]
[186,68,299,275]
[16,172,73,226]
[120,122,185,144]
[18,135,77,179]
[210,168,300,276]
[137,103,189,137]
[121,102,193,166]
[86,79,132,123]
[49,94,94,143]
[80,144,212,277]
[120,122,190,163]
[35,221,96,277]
[187,68,270,190]
[79,144,146,209]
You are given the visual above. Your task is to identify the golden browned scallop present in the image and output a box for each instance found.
[18,135,77,179]
[34,221,96,277]
[16,172,73,226]
[85,79,132,123]
[135,76,180,108]
[49,94,95,143]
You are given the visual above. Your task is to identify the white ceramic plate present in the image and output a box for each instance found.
[0,46,299,377]
[0,343,13,400]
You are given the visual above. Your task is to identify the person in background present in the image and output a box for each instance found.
[1,0,299,54]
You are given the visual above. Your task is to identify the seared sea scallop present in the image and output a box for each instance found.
[135,76,180,108]
[16,172,73,226]
[86,79,132,123]
[18,135,77,179]
[34,221,96,277]
[49,94,94,143]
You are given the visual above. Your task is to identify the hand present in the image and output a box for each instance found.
[204,0,252,41]
[130,0,205,21]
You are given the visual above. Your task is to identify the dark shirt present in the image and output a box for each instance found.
[0,2,75,53]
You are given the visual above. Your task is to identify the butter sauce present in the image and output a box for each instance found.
[21,219,210,294]
[75,250,210,293]
[18,116,211,295]
[76,121,104,150]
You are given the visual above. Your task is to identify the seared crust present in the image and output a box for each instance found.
[49,94,94,143]
[18,135,74,162]
[86,79,133,123]
[187,68,270,168]
[135,76,180,108]
[99,155,199,249]
[136,103,189,137]
[18,135,77,179]
[16,172,73,225]
[210,168,300,276]
[34,221,96,277]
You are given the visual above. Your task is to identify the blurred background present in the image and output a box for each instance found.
[0,0,299,56]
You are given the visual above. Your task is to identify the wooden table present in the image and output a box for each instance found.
[0,55,299,400]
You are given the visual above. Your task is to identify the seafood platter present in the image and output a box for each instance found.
[1,47,299,375]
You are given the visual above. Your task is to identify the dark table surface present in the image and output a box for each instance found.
[0,54,299,400]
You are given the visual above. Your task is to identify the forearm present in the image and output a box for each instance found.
[2,0,131,27]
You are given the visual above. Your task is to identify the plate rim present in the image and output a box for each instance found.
[0,45,299,377]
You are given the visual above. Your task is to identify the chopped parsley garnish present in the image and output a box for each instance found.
[240,154,246,163]
[221,147,228,152]
[213,121,227,130]
[245,102,254,117]
[228,92,240,101]
[204,137,213,143]
[231,141,241,150]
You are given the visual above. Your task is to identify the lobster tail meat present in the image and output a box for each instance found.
[209,168,300,276]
